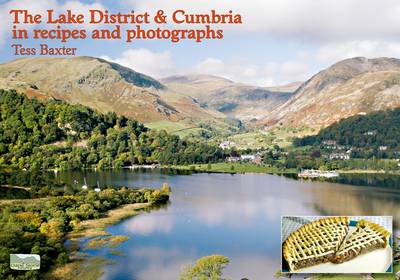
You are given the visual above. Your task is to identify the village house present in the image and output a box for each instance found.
[254,154,263,165]
[322,140,351,151]
[240,155,255,161]
[241,154,263,164]
[226,154,263,165]
[328,152,350,160]
[363,130,377,136]
[219,141,235,149]
[227,156,241,162]
[322,140,337,146]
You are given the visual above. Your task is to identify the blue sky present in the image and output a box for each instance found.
[1,0,400,86]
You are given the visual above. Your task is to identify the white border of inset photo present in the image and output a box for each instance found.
[281,216,393,274]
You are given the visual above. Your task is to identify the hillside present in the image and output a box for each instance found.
[0,89,226,170]
[294,108,400,158]
[0,57,224,126]
[261,57,400,127]
[161,74,296,122]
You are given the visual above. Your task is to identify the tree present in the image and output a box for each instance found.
[161,183,171,195]
[39,218,66,238]
[0,89,226,171]
[180,255,230,280]
[56,252,69,265]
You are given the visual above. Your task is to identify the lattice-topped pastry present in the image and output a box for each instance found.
[331,220,390,264]
[283,217,349,271]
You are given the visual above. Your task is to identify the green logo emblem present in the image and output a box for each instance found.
[10,254,40,270]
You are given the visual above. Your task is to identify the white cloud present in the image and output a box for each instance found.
[0,0,106,45]
[100,38,400,87]
[4,0,399,45]
[101,48,175,78]
[6,1,400,86]
[123,0,400,42]
[0,0,57,45]
[280,61,310,83]
[195,57,225,75]
[194,57,269,85]
[101,49,313,86]
[193,57,311,86]
[101,50,310,86]
[58,1,106,30]
[316,40,400,64]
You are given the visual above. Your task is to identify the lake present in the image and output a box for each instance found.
[56,169,400,280]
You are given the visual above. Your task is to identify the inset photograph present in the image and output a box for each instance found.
[281,216,393,273]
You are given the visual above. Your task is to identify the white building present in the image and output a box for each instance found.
[240,155,255,161]
[329,153,350,160]
[219,141,235,149]
[227,156,240,162]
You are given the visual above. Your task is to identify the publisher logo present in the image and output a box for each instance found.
[10,254,40,270]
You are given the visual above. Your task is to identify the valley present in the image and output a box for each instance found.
[2,56,400,142]
[1,55,400,173]
[161,74,298,122]
[1,55,400,280]
[3,0,400,278]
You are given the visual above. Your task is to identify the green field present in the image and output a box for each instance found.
[221,126,317,149]
[146,120,193,132]
[166,162,296,174]
[226,131,275,149]
[146,120,317,150]
[146,120,231,138]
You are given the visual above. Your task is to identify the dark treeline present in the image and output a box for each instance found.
[0,169,69,199]
[294,108,400,158]
[262,148,398,172]
[0,90,226,170]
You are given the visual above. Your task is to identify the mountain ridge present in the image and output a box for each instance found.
[2,56,400,131]
[0,56,224,126]
[260,56,400,127]
[162,74,298,122]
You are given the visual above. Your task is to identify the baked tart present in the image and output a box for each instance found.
[331,220,390,264]
[283,217,349,271]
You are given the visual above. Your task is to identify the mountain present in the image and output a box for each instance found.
[161,74,297,122]
[0,57,223,125]
[261,57,400,127]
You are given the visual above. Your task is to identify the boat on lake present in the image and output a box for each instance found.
[128,164,160,169]
[94,180,101,192]
[298,169,339,178]
[82,177,88,190]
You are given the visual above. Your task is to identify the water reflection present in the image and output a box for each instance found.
[123,212,174,235]
[309,183,400,225]
[54,170,400,280]
[333,173,400,189]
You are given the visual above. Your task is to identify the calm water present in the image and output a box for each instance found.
[56,170,400,280]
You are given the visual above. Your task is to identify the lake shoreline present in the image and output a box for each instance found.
[161,163,400,176]
[47,162,400,176]
[46,202,154,280]
[47,169,400,279]
[68,202,151,239]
